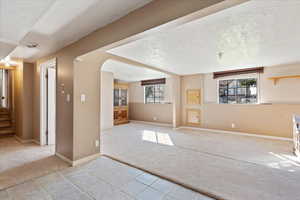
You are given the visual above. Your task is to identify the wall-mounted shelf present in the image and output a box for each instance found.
[268,75,300,85]
[0,65,15,70]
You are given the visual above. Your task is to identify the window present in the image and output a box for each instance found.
[114,88,128,107]
[218,78,257,104]
[114,89,120,106]
[144,85,165,104]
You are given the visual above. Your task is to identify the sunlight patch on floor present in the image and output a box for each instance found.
[142,130,174,146]
[267,152,300,172]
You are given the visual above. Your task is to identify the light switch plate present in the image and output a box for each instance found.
[66,94,71,102]
[80,94,86,103]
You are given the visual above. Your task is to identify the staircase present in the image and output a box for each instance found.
[0,108,14,137]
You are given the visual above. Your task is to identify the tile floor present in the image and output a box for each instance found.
[102,122,300,200]
[0,137,68,190]
[0,156,213,200]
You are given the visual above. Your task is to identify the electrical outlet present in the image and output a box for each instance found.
[153,117,157,121]
[95,140,99,147]
[80,94,86,103]
[231,123,235,128]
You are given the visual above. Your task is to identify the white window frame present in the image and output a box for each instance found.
[144,84,165,104]
[217,73,260,105]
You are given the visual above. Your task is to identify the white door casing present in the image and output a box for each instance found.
[40,58,56,146]
[47,68,56,145]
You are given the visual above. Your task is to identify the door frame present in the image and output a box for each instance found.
[0,69,9,108]
[40,58,56,146]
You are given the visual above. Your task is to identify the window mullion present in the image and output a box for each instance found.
[153,85,156,103]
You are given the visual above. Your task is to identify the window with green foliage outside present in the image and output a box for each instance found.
[144,85,165,104]
[219,78,257,104]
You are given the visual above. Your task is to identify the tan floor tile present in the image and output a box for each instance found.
[137,187,165,200]
[121,180,148,197]
[136,173,158,186]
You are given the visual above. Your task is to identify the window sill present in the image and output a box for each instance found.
[144,102,172,105]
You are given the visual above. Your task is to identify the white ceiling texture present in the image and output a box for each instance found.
[0,0,54,59]
[102,60,168,82]
[0,0,152,60]
[108,0,300,75]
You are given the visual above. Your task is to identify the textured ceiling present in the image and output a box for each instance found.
[0,0,152,60]
[0,0,54,43]
[0,0,54,59]
[108,0,300,75]
[102,60,167,82]
[0,42,15,59]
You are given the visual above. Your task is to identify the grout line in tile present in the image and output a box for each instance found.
[57,171,95,200]
[103,154,220,200]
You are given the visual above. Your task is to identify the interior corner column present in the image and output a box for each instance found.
[171,75,181,128]
[73,56,107,162]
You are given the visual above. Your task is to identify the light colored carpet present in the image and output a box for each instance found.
[102,122,300,200]
[0,137,68,190]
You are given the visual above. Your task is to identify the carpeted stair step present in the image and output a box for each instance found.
[0,117,9,121]
[0,127,15,136]
[0,120,11,128]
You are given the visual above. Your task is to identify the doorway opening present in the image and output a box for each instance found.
[40,59,56,146]
[0,69,9,109]
[0,68,14,137]
[99,58,173,132]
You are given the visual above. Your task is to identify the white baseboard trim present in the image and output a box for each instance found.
[101,127,113,131]
[130,120,173,127]
[178,126,292,141]
[55,152,101,167]
[295,150,300,157]
[33,140,40,145]
[14,136,41,144]
[55,152,73,166]
[72,153,101,167]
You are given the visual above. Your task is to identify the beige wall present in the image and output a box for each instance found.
[204,63,300,104]
[181,74,203,126]
[33,0,245,161]
[100,71,114,130]
[128,81,143,103]
[14,62,23,139]
[32,63,40,141]
[199,63,300,138]
[14,62,34,140]
[73,57,107,161]
[129,78,173,103]
[129,103,173,124]
[202,104,300,138]
[260,63,300,104]
[128,78,173,124]
[171,76,182,127]
[23,63,34,140]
